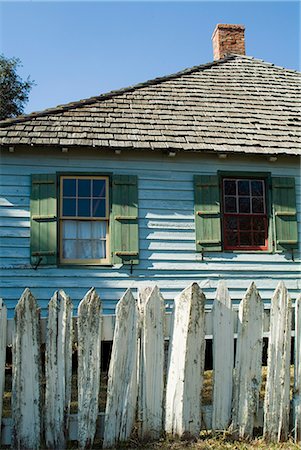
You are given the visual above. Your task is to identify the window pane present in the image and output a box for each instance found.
[240,232,252,246]
[239,216,251,230]
[238,180,250,196]
[254,232,266,246]
[225,197,237,213]
[63,179,76,197]
[63,239,77,258]
[93,199,106,217]
[78,199,91,217]
[77,240,93,259]
[252,197,264,213]
[239,197,250,213]
[63,198,76,216]
[226,231,238,247]
[63,220,77,238]
[78,179,91,198]
[225,216,238,230]
[253,217,265,231]
[78,221,92,239]
[224,180,236,196]
[93,240,106,259]
[251,180,263,196]
[93,180,106,197]
[92,221,107,239]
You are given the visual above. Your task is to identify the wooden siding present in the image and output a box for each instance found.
[0,148,300,316]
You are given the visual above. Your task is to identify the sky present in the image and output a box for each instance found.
[0,1,300,114]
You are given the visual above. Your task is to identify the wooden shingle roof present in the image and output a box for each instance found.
[1,55,300,156]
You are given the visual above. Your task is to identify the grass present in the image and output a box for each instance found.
[3,366,298,449]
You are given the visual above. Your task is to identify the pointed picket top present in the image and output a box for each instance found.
[139,285,165,440]
[0,298,7,442]
[45,290,73,449]
[165,282,206,438]
[212,280,234,430]
[231,282,263,439]
[77,288,102,449]
[103,288,138,448]
[264,281,292,443]
[12,288,42,450]
[294,294,301,444]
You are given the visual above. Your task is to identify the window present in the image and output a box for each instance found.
[60,176,109,264]
[222,178,268,250]
[194,174,298,254]
[30,173,139,267]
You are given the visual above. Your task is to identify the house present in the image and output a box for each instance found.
[0,24,300,316]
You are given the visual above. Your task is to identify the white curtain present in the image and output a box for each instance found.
[62,220,107,260]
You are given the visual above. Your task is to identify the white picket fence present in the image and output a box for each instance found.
[0,281,300,449]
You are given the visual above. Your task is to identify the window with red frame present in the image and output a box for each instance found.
[222,178,268,250]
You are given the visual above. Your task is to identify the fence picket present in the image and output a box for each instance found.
[165,282,205,438]
[294,294,301,443]
[77,288,102,449]
[12,289,42,450]
[103,289,138,448]
[0,298,7,442]
[212,281,234,430]
[231,282,263,438]
[263,282,292,442]
[139,286,165,440]
[45,290,73,449]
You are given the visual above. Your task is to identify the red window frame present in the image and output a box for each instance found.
[222,178,268,251]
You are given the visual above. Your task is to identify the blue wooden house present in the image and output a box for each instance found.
[0,24,300,315]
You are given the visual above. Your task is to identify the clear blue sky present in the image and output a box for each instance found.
[0,1,300,114]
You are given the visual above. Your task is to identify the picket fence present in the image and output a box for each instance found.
[0,281,300,449]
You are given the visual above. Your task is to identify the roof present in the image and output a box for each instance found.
[1,54,300,156]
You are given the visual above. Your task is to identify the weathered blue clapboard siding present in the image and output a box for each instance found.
[0,148,300,316]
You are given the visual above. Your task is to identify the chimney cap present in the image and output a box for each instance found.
[212,23,245,39]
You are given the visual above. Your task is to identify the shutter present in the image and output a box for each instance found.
[110,175,139,265]
[272,177,298,251]
[30,174,57,265]
[194,175,222,252]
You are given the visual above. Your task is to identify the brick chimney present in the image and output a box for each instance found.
[212,24,245,60]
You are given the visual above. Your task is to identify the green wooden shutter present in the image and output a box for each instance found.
[194,175,222,252]
[110,175,139,265]
[30,174,57,265]
[272,177,298,252]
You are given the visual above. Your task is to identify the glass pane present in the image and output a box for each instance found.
[238,180,250,196]
[78,221,92,239]
[254,232,266,246]
[239,197,250,213]
[226,231,238,247]
[251,180,263,196]
[253,217,265,231]
[225,197,237,213]
[93,179,106,197]
[252,197,264,213]
[240,232,252,246]
[77,240,93,259]
[78,179,91,198]
[239,216,251,231]
[92,221,107,239]
[224,180,236,196]
[78,199,91,217]
[93,199,106,217]
[225,216,238,230]
[63,198,76,216]
[92,239,106,259]
[63,220,77,239]
[63,239,77,258]
[63,179,76,197]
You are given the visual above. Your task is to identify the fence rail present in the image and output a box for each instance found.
[0,281,300,448]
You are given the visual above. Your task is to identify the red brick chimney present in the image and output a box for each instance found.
[212,24,246,60]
